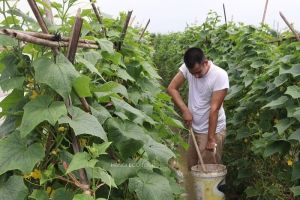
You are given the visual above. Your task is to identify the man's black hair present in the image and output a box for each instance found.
[183,47,205,69]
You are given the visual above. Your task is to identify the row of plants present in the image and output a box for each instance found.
[153,12,300,199]
[0,0,185,199]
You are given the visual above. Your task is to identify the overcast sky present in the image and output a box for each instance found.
[14,0,300,33]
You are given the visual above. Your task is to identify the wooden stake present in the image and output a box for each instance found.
[223,3,227,25]
[66,9,91,195]
[279,12,300,41]
[117,10,133,51]
[67,9,83,64]
[138,19,150,42]
[261,0,269,24]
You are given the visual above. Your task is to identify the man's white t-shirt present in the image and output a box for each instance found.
[179,61,229,134]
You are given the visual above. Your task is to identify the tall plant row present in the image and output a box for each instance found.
[0,0,185,199]
[153,13,300,199]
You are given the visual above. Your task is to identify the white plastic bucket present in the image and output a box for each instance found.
[191,164,227,200]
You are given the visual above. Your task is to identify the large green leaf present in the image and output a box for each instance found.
[280,64,300,78]
[52,188,74,200]
[0,132,44,175]
[128,171,174,200]
[0,35,18,46]
[72,75,92,97]
[141,61,161,79]
[86,167,117,188]
[29,190,48,200]
[19,95,67,137]
[274,119,294,134]
[0,77,25,91]
[273,74,288,87]
[263,140,291,157]
[111,97,155,125]
[288,128,300,141]
[105,118,145,159]
[100,158,153,185]
[66,152,98,174]
[262,96,289,109]
[59,106,107,141]
[292,161,300,181]
[143,135,175,164]
[76,56,104,80]
[0,89,23,117]
[116,68,135,82]
[94,81,128,100]
[90,104,112,124]
[0,175,28,200]
[285,85,300,99]
[33,53,79,99]
[96,38,114,54]
[290,186,300,197]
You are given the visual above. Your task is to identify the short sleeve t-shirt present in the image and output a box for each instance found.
[179,61,229,133]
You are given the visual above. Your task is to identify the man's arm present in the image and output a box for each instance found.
[206,89,228,150]
[167,72,192,127]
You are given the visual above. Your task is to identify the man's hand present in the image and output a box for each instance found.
[182,109,192,128]
[206,137,217,151]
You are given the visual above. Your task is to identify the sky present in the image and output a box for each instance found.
[12,0,300,33]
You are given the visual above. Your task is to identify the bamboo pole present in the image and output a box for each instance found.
[223,3,227,25]
[261,0,269,24]
[117,10,133,51]
[0,29,99,49]
[279,12,300,41]
[138,19,150,42]
[1,29,97,45]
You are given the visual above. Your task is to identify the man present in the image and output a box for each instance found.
[167,47,229,170]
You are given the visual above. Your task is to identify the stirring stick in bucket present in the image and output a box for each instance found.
[189,128,207,172]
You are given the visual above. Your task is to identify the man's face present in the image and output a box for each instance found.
[189,61,208,78]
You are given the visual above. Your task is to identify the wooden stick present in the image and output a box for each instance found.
[138,19,150,42]
[261,0,269,24]
[279,11,300,41]
[117,10,133,51]
[0,29,99,49]
[189,128,206,172]
[27,0,59,54]
[89,0,107,37]
[1,29,97,45]
[90,0,102,24]
[27,0,48,33]
[223,3,227,25]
